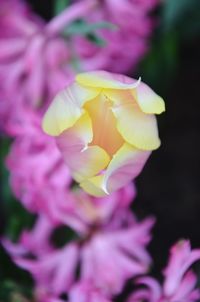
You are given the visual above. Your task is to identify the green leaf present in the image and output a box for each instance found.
[162,0,200,32]
[65,19,117,36]
[54,0,70,16]
[138,32,179,93]
[0,138,13,201]
[86,32,106,47]
[63,19,117,47]
[4,199,36,242]
[0,138,36,242]
[0,279,32,301]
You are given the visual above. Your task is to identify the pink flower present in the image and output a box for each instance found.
[6,112,71,217]
[3,186,154,298]
[36,281,112,302]
[163,240,200,301]
[51,183,136,234]
[73,0,158,73]
[68,281,112,302]
[0,0,159,133]
[0,0,94,133]
[128,240,200,302]
[2,215,54,257]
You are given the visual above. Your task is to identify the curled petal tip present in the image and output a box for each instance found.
[102,180,109,195]
[81,145,88,152]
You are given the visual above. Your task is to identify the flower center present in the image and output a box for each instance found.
[85,93,124,156]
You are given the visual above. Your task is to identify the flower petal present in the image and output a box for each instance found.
[80,175,107,197]
[59,111,93,150]
[133,82,165,114]
[56,112,110,182]
[42,82,99,136]
[80,143,150,197]
[112,103,160,150]
[103,143,151,193]
[71,146,110,183]
[103,89,133,106]
[76,71,140,90]
[85,94,124,156]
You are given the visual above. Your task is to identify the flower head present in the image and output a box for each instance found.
[43,71,165,196]
[3,185,154,298]
[73,0,158,73]
[6,112,71,216]
[128,240,200,302]
[68,281,112,302]
[0,0,93,133]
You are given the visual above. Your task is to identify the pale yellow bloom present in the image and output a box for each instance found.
[42,71,165,196]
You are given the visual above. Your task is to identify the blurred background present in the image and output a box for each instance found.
[0,0,200,300]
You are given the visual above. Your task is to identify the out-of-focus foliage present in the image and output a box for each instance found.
[0,138,34,301]
[162,0,200,37]
[138,0,200,92]
[0,139,35,242]
[54,0,70,15]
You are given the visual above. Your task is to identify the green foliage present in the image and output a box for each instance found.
[64,19,117,71]
[0,279,32,302]
[54,0,71,16]
[0,138,12,201]
[0,138,34,300]
[162,0,200,39]
[138,0,200,93]
[63,19,117,47]
[138,32,179,93]
[0,244,33,301]
[0,138,36,242]
[65,19,117,36]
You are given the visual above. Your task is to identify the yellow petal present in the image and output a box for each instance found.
[112,103,160,150]
[67,111,93,149]
[132,82,165,114]
[42,83,99,136]
[57,112,110,182]
[76,71,140,90]
[102,143,151,194]
[67,82,100,107]
[80,175,107,197]
[80,143,150,196]
[71,146,110,183]
[56,110,92,154]
[103,89,135,107]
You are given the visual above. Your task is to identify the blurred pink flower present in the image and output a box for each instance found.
[3,185,154,298]
[2,215,54,257]
[0,0,159,133]
[36,281,112,302]
[68,281,112,302]
[0,0,94,132]
[50,183,136,234]
[128,240,200,302]
[6,112,71,217]
[73,0,158,73]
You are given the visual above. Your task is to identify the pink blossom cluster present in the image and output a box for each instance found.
[0,0,158,133]
[73,0,158,73]
[128,240,200,302]
[1,1,200,302]
[3,211,200,301]
[3,186,155,300]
